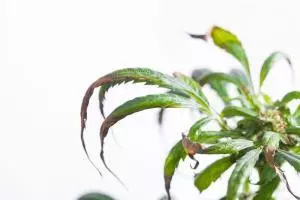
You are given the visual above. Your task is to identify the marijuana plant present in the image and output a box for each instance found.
[80,26,300,200]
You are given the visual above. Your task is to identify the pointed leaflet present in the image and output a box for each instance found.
[194,156,236,192]
[259,52,293,89]
[81,68,209,175]
[100,93,199,180]
[279,91,300,107]
[189,131,241,144]
[164,140,186,200]
[226,148,262,200]
[277,150,300,172]
[221,106,257,118]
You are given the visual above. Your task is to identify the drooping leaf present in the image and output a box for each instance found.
[277,150,300,172]
[199,139,254,154]
[259,51,293,89]
[194,156,236,192]
[100,93,200,181]
[164,140,186,200]
[279,91,300,107]
[81,68,210,177]
[78,192,115,200]
[253,177,280,200]
[221,106,257,118]
[226,148,262,200]
[199,72,242,89]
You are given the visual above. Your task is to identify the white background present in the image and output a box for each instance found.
[1,0,300,199]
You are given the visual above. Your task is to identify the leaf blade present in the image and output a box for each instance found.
[259,51,293,88]
[194,156,236,192]
[226,148,262,200]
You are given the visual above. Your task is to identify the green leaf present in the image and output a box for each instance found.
[253,177,280,200]
[227,148,262,200]
[96,68,209,119]
[201,139,254,154]
[101,93,198,153]
[286,127,300,136]
[210,26,250,78]
[194,156,236,192]
[279,91,300,106]
[221,106,257,118]
[189,131,241,144]
[78,193,115,200]
[277,150,300,172]
[259,52,292,89]
[164,140,186,199]
[188,117,212,138]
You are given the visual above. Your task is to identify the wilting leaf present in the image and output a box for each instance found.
[227,148,262,200]
[277,150,300,172]
[199,72,242,89]
[259,52,292,89]
[279,91,300,106]
[253,177,280,200]
[100,93,200,181]
[78,192,115,200]
[221,106,257,118]
[194,156,236,192]
[164,140,186,200]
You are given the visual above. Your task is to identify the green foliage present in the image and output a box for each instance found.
[81,26,300,199]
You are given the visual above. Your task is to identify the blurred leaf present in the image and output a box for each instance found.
[259,52,292,89]
[210,27,250,77]
[227,148,262,200]
[194,156,236,192]
[78,193,115,200]
[192,69,230,105]
[286,127,300,136]
[277,150,300,172]
[164,140,186,199]
[229,69,250,89]
[221,106,257,118]
[279,91,300,107]
[253,177,280,200]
